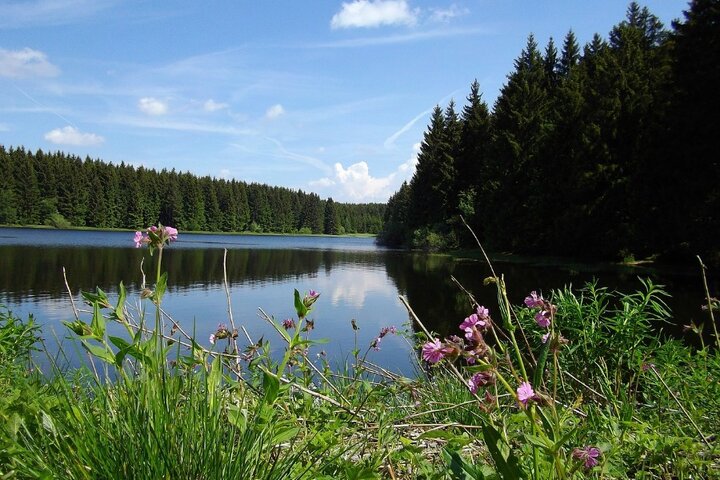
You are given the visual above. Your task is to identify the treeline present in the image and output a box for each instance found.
[380,1,719,261]
[0,146,384,234]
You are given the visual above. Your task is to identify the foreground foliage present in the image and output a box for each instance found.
[1,226,718,478]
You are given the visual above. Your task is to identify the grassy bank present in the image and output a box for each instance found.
[1,226,718,478]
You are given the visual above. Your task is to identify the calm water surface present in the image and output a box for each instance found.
[0,227,714,374]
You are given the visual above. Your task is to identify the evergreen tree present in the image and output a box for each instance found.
[324,197,338,235]
[0,146,18,224]
[489,34,551,250]
[665,0,720,255]
[408,105,451,230]
[559,30,581,77]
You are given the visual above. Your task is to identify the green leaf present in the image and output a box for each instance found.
[263,370,280,404]
[89,300,106,339]
[533,336,551,388]
[114,281,127,322]
[152,272,168,304]
[63,320,92,336]
[482,423,527,479]
[208,355,222,410]
[108,336,130,351]
[294,289,308,318]
[81,288,111,308]
[271,425,300,446]
[81,341,115,364]
[442,448,487,480]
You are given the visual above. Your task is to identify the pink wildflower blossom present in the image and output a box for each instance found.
[134,231,145,248]
[524,291,543,308]
[422,339,447,364]
[467,371,494,394]
[165,226,178,241]
[517,381,535,406]
[542,332,551,344]
[535,311,551,328]
[572,446,601,469]
[209,333,216,345]
[282,318,295,330]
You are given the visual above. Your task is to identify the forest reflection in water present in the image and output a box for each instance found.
[0,229,713,373]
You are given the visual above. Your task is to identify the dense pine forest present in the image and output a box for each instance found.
[0,146,384,235]
[380,1,719,262]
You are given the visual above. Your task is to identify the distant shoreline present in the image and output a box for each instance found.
[0,224,376,239]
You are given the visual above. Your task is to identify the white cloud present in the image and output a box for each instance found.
[311,161,392,201]
[310,143,419,202]
[0,47,59,78]
[398,142,420,176]
[265,104,285,120]
[429,5,469,23]
[331,0,417,29]
[44,126,104,146]
[138,97,168,115]
[203,99,228,112]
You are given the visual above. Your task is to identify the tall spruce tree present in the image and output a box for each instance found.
[489,34,551,251]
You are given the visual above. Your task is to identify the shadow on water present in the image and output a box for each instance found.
[0,228,717,372]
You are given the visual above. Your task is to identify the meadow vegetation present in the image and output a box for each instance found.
[1,225,718,478]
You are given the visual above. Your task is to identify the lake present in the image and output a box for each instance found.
[0,227,713,375]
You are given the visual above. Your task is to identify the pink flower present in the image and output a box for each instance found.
[282,318,295,330]
[524,291,543,308]
[572,446,601,469]
[535,311,551,328]
[467,371,494,394]
[517,381,535,406]
[542,332,551,344]
[209,333,216,345]
[422,339,446,364]
[133,231,145,248]
[378,326,397,338]
[165,226,178,241]
[303,289,320,308]
[460,307,489,339]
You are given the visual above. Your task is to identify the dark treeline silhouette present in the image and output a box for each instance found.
[379,1,719,262]
[0,146,384,235]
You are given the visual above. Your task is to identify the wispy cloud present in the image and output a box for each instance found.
[0,0,117,28]
[264,137,332,174]
[331,0,418,29]
[138,97,168,116]
[106,115,256,136]
[203,99,228,112]
[429,4,469,23]
[0,47,59,78]
[384,106,432,147]
[265,104,285,120]
[311,27,487,48]
[44,125,104,146]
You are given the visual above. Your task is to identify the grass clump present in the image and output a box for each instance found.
[1,224,718,479]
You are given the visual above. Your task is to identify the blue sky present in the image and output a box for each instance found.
[0,0,688,203]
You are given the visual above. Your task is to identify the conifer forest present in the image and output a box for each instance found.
[0,146,384,235]
[379,1,719,262]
